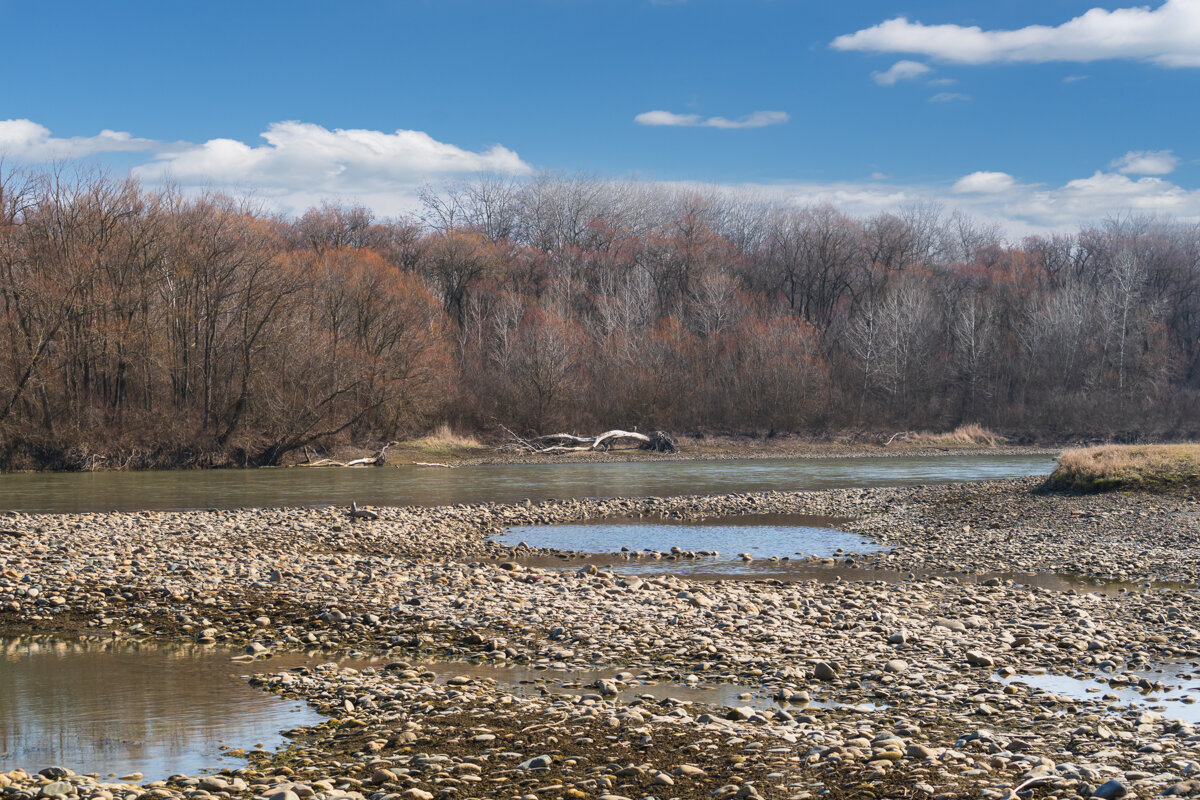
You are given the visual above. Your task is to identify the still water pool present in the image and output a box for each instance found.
[0,637,324,780]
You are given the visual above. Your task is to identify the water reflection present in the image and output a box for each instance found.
[0,636,324,780]
[491,515,1156,595]
[498,514,881,577]
[996,665,1200,723]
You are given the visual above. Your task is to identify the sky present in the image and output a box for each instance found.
[2,0,1199,233]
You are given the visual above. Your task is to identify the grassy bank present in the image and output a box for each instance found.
[1045,443,1200,493]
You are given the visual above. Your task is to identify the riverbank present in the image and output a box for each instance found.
[2,435,1064,473]
[445,439,1061,468]
[3,480,1200,800]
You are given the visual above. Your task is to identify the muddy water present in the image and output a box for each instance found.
[0,454,1052,513]
[0,637,326,780]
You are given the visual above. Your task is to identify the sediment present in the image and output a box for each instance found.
[3,479,1200,800]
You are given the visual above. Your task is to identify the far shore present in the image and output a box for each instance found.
[0,435,1073,474]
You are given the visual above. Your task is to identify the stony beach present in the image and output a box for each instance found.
[3,478,1200,800]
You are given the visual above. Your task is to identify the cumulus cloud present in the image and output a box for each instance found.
[953,171,1019,193]
[5,118,1198,234]
[0,119,531,216]
[135,121,531,190]
[872,60,933,85]
[681,154,1200,234]
[634,110,789,129]
[1110,149,1179,174]
[832,0,1200,67]
[0,118,164,160]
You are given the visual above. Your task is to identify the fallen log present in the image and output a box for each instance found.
[505,428,675,454]
[300,442,397,467]
[348,502,379,520]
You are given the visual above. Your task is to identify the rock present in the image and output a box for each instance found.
[884,659,909,673]
[1091,780,1129,800]
[371,769,398,785]
[518,755,553,770]
[966,650,994,667]
[38,782,72,798]
[37,769,72,781]
[813,661,839,680]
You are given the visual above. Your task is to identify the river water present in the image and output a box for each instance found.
[0,454,1052,513]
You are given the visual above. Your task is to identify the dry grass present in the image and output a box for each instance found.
[407,423,486,455]
[907,423,1007,447]
[1045,443,1200,493]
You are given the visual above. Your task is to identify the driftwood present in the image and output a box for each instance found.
[348,502,379,521]
[504,427,675,455]
[301,442,398,468]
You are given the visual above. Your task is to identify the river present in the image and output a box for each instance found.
[0,453,1052,513]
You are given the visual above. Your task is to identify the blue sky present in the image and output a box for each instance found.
[3,0,1199,231]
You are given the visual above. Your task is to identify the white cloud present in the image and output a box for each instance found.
[5,118,1199,234]
[0,118,164,161]
[135,121,531,192]
[0,119,531,216]
[832,0,1200,67]
[872,60,933,85]
[680,157,1200,235]
[634,110,789,129]
[1110,149,1179,174]
[929,92,971,102]
[953,171,1019,193]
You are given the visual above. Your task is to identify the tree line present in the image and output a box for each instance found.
[1,167,1197,469]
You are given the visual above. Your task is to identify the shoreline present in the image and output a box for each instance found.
[0,441,1063,476]
[4,478,1200,800]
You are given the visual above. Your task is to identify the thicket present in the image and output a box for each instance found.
[2,169,1198,469]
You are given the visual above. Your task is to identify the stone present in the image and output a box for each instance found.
[966,650,994,667]
[1091,780,1129,800]
[813,661,839,680]
[518,755,553,770]
[37,770,72,781]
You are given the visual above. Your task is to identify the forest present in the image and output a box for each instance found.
[1,167,1198,469]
